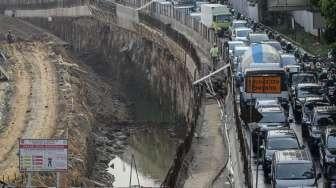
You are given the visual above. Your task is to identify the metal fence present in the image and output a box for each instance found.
[115,0,218,46]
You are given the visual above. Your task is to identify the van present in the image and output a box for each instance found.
[271,150,320,188]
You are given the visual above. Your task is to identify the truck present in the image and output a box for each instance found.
[200,3,231,32]
[239,44,289,108]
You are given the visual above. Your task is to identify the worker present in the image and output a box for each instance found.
[6,30,15,44]
[210,43,219,70]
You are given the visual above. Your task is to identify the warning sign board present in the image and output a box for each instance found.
[19,139,68,172]
[246,76,281,93]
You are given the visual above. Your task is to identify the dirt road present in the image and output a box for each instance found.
[0,42,58,177]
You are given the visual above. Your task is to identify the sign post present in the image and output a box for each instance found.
[19,139,68,187]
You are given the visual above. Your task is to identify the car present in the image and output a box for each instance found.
[228,41,245,59]
[281,54,297,67]
[232,46,249,76]
[293,83,324,120]
[318,128,336,180]
[301,97,330,137]
[261,40,282,52]
[232,46,249,63]
[230,20,248,33]
[307,106,336,149]
[261,129,302,179]
[232,27,252,42]
[251,106,289,153]
[271,149,320,188]
[247,33,269,44]
[289,73,317,100]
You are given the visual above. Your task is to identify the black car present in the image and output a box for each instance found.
[293,83,325,121]
[260,129,301,179]
[318,128,336,180]
[251,106,289,153]
[307,106,336,149]
[301,97,330,138]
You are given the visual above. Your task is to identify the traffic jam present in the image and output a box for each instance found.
[225,9,336,188]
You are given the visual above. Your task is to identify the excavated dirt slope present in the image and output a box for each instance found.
[0,38,95,186]
[0,42,58,176]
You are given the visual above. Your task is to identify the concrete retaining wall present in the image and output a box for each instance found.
[4,5,90,17]
[292,10,318,36]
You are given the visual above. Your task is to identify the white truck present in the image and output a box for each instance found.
[200,4,231,31]
[239,44,289,107]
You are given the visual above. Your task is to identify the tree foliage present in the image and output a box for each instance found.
[320,0,336,28]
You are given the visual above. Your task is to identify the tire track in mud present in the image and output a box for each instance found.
[0,42,58,177]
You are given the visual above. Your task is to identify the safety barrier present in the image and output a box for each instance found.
[229,63,253,188]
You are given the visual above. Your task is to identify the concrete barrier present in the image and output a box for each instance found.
[4,5,91,18]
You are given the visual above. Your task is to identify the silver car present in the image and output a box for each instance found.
[271,149,321,188]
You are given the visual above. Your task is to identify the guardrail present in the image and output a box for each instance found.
[106,0,218,53]
[229,64,252,188]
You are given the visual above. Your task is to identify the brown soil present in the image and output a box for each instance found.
[0,42,58,177]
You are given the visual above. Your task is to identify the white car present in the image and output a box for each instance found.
[231,20,248,30]
[233,46,250,73]
[232,27,252,42]
[248,33,269,44]
[228,41,245,59]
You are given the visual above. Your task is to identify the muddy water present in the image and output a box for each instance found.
[106,124,185,187]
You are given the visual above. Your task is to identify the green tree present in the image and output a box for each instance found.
[320,0,336,28]
[310,0,320,7]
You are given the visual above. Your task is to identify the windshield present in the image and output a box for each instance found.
[229,43,244,51]
[259,112,286,123]
[282,56,297,66]
[297,86,323,98]
[250,35,269,43]
[314,115,336,126]
[214,15,231,22]
[292,74,316,85]
[304,102,329,114]
[234,49,247,57]
[267,137,299,150]
[236,30,251,37]
[327,135,336,149]
[276,163,315,180]
[267,43,282,51]
[233,22,246,29]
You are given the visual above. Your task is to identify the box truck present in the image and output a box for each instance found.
[200,3,231,31]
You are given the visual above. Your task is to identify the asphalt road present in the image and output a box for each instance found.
[246,105,328,188]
